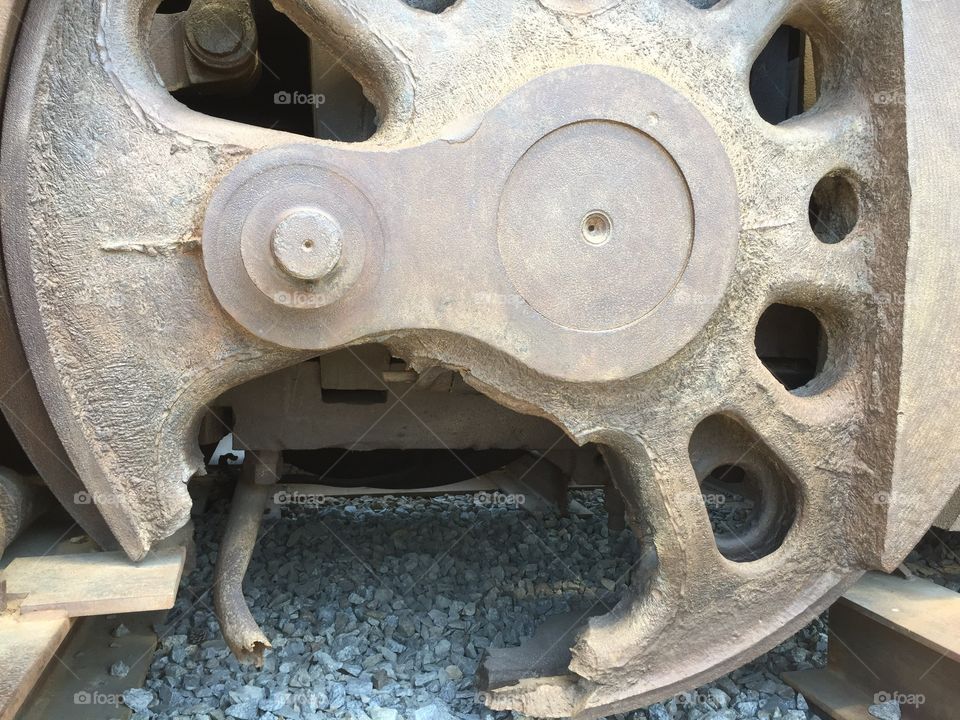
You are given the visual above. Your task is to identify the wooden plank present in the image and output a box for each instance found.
[2,548,185,617]
[18,611,165,720]
[840,571,960,659]
[784,573,960,720]
[781,669,874,720]
[0,614,71,720]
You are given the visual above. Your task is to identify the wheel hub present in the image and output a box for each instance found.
[268,208,343,283]
[497,119,695,331]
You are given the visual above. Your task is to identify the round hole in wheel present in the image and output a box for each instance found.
[751,26,820,124]
[690,416,799,563]
[403,0,458,13]
[755,304,827,392]
[809,171,860,244]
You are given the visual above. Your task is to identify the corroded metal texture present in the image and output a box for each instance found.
[201,67,737,365]
[887,0,960,549]
[0,468,42,555]
[213,451,276,666]
[0,0,957,717]
[0,0,117,550]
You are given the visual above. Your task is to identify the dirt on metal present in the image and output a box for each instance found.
[0,0,957,717]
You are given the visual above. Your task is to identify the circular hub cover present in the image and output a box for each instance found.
[498,120,693,332]
[201,67,739,379]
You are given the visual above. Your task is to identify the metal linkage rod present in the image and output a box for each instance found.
[213,451,279,667]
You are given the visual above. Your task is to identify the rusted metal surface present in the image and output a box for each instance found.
[200,66,737,367]
[148,0,259,93]
[889,0,960,547]
[220,353,573,452]
[212,451,277,667]
[0,0,117,551]
[0,0,956,717]
[479,601,611,694]
[783,572,960,720]
[0,468,44,556]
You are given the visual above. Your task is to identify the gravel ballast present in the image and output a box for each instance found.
[136,484,960,720]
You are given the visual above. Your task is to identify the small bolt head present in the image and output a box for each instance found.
[581,210,613,246]
[186,3,245,60]
[270,209,343,282]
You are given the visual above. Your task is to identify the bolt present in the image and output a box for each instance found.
[186,2,246,62]
[581,210,613,246]
[270,209,343,282]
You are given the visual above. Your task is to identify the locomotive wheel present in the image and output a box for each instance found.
[1,0,959,717]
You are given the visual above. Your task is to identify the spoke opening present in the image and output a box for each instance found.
[148,0,378,141]
[750,25,819,124]
[809,170,861,244]
[755,304,829,393]
[403,0,458,13]
[689,415,799,562]
[157,0,191,12]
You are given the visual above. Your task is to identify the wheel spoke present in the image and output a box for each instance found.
[568,429,723,675]
[707,0,798,67]
[482,416,861,718]
[2,0,313,557]
[274,0,423,138]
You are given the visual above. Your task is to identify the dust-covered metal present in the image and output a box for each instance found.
[0,468,43,556]
[0,0,117,551]
[1,0,959,717]
[200,66,737,360]
[149,0,259,93]
[212,451,277,667]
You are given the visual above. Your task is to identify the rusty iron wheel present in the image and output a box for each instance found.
[1,0,959,717]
